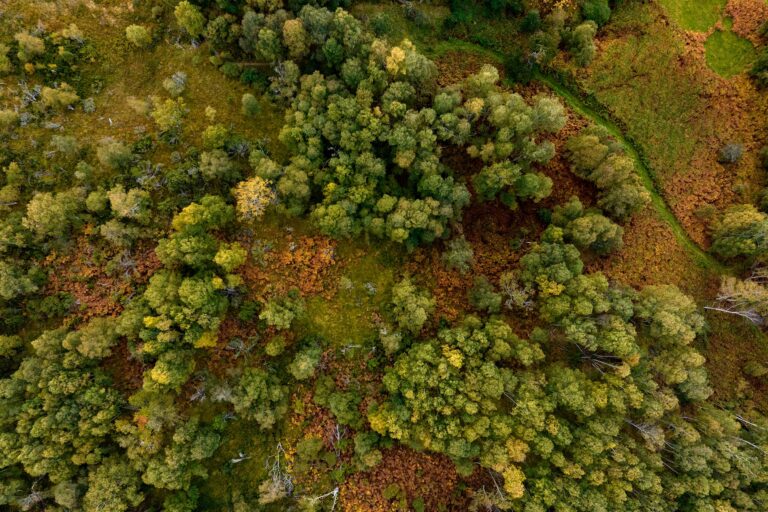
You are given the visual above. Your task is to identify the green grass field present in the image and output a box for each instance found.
[705,29,758,78]
[656,0,727,31]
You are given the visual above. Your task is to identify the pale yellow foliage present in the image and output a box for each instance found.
[233,176,275,221]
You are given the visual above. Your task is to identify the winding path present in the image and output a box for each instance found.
[430,40,726,273]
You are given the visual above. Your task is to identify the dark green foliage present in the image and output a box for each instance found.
[468,275,502,314]
[390,277,434,334]
[0,328,122,483]
[552,196,624,255]
[581,0,611,27]
[504,47,535,84]
[750,48,768,87]
[520,10,542,33]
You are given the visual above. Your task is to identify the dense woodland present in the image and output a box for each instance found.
[2,0,768,510]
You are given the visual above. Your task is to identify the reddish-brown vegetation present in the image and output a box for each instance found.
[43,234,160,320]
[726,0,768,43]
[340,447,466,511]
[239,235,339,301]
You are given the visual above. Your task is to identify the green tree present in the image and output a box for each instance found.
[569,21,597,67]
[566,128,649,221]
[288,345,322,380]
[62,316,119,359]
[97,138,133,170]
[369,316,541,490]
[442,235,474,273]
[231,368,289,429]
[468,275,502,314]
[241,93,261,117]
[174,1,206,39]
[83,457,144,512]
[125,25,151,48]
[711,204,768,261]
[390,277,434,334]
[141,418,222,491]
[22,188,84,239]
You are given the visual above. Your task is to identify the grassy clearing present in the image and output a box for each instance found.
[656,0,727,31]
[705,29,757,78]
[303,246,398,348]
[584,7,708,181]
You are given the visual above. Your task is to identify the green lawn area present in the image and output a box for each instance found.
[656,0,727,31]
[705,29,758,78]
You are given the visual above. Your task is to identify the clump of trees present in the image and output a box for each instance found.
[552,196,623,255]
[566,126,650,221]
[199,4,567,247]
[371,222,768,510]
[445,1,606,71]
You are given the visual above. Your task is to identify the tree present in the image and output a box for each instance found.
[125,25,151,48]
[551,196,623,255]
[40,84,80,110]
[14,31,45,62]
[199,149,238,183]
[241,93,261,117]
[581,0,611,26]
[233,175,275,221]
[174,1,206,39]
[141,418,222,491]
[705,273,768,325]
[260,292,304,330]
[62,316,119,359]
[569,21,597,67]
[710,204,768,261]
[107,185,152,224]
[1,328,122,483]
[468,275,502,314]
[83,457,144,512]
[390,277,434,334]
[283,18,309,60]
[231,368,289,429]
[213,242,247,273]
[22,188,84,238]
[369,316,541,480]
[0,43,11,74]
[97,138,133,170]
[288,345,322,380]
[151,97,187,134]
[566,128,649,221]
[718,143,744,164]
[442,235,474,273]
[0,261,37,301]
[520,226,583,297]
[570,213,623,255]
[163,71,188,97]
